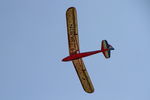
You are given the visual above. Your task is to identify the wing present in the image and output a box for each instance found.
[66,7,94,93]
[66,7,79,55]
[72,59,94,93]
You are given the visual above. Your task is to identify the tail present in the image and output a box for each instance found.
[101,40,114,58]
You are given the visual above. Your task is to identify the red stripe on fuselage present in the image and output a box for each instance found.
[62,49,108,61]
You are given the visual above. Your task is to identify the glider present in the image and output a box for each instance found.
[62,7,114,93]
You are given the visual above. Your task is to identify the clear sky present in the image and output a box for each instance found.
[0,0,150,100]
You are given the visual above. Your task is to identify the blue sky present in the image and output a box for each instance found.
[0,0,150,100]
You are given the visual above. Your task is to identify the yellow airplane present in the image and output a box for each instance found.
[62,7,114,93]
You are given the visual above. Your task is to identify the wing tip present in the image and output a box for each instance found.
[66,7,76,14]
[67,7,76,10]
[84,88,94,93]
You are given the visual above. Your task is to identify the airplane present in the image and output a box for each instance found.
[62,7,114,93]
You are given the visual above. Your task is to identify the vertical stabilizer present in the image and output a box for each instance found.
[101,40,114,58]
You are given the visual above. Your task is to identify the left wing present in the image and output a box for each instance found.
[66,7,94,93]
[72,59,94,93]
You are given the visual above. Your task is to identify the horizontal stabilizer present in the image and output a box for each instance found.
[101,40,114,58]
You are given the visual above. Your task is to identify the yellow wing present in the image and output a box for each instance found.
[66,7,94,93]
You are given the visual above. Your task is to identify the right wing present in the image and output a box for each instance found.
[66,7,94,93]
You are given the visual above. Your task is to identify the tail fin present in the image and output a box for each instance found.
[101,40,114,58]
